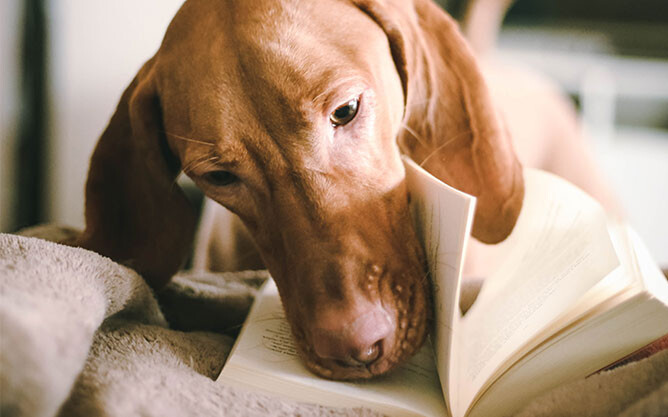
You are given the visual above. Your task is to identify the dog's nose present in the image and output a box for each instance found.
[311,307,394,367]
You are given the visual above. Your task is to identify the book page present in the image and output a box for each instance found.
[468,287,668,417]
[462,225,631,416]
[218,279,447,417]
[402,157,477,417]
[456,169,620,416]
[524,223,635,343]
[466,224,668,417]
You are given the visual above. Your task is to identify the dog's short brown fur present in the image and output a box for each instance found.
[78,0,530,380]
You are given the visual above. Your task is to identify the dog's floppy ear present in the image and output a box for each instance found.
[77,59,196,288]
[352,0,524,243]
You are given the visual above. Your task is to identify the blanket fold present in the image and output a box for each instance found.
[0,233,165,417]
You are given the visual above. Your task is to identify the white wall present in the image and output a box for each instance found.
[0,0,20,232]
[47,0,184,228]
[598,128,668,266]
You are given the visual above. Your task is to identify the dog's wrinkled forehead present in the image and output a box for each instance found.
[155,0,390,140]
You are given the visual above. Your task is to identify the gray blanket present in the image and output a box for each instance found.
[1,232,666,417]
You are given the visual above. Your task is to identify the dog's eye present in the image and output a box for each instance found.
[330,98,359,127]
[204,170,238,186]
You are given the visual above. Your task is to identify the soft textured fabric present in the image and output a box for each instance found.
[515,351,668,417]
[0,232,377,417]
[1,230,666,417]
[1,230,165,417]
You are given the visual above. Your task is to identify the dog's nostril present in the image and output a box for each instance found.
[353,340,383,365]
[333,341,383,368]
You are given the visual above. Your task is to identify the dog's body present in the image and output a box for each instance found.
[77,0,616,380]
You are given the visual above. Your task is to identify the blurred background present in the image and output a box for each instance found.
[1,0,667,265]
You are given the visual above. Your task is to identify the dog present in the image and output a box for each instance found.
[76,0,616,380]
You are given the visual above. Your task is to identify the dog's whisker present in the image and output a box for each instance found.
[162,130,215,147]
[171,155,221,190]
[398,123,429,149]
[181,155,221,175]
[418,129,472,168]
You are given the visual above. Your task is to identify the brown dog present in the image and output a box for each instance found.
[77,0,525,380]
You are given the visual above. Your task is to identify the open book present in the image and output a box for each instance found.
[217,158,668,417]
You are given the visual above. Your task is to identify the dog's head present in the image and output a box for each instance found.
[79,0,523,380]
